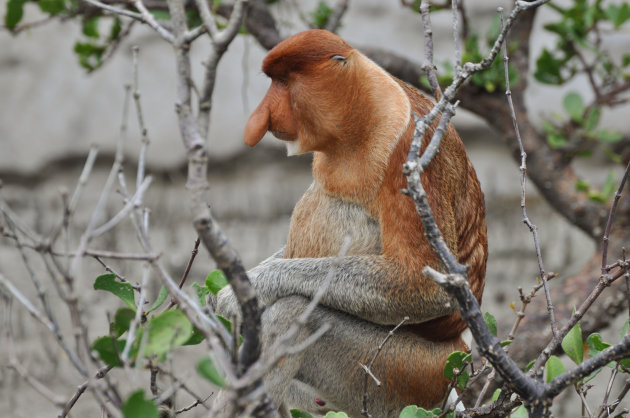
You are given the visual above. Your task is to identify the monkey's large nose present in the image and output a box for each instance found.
[243,104,270,147]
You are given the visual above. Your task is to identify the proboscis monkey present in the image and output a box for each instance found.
[216,29,487,417]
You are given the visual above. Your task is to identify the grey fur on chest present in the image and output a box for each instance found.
[288,183,382,257]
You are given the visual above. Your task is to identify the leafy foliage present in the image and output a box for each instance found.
[484,312,497,337]
[542,91,623,166]
[94,273,136,310]
[535,0,630,86]
[290,410,315,418]
[143,309,194,357]
[443,351,472,390]
[110,307,136,338]
[422,15,519,92]
[310,1,333,28]
[399,405,452,418]
[92,336,127,367]
[561,320,583,364]
[122,390,158,418]
[198,357,226,387]
[5,0,26,29]
[544,355,566,383]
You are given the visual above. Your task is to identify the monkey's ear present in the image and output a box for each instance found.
[330,55,346,62]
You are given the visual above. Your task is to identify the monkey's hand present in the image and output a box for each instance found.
[215,286,241,322]
[214,259,279,321]
[213,247,285,320]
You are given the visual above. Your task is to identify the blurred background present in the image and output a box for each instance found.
[1,0,628,416]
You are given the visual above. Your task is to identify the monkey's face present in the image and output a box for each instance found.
[243,30,354,155]
[244,78,298,148]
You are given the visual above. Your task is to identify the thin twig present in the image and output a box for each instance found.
[4,299,67,408]
[81,0,175,43]
[361,316,409,418]
[498,6,557,338]
[325,0,350,33]
[420,0,442,99]
[576,384,595,418]
[131,46,151,197]
[167,237,201,309]
[58,366,113,418]
[451,0,462,72]
[601,160,630,273]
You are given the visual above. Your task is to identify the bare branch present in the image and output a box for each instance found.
[498,5,557,338]
[325,0,350,33]
[601,160,630,272]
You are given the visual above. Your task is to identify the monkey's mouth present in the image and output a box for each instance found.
[271,130,297,141]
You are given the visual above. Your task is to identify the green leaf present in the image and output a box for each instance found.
[197,357,226,387]
[122,390,158,418]
[561,321,583,364]
[484,312,497,337]
[544,21,570,37]
[91,336,125,367]
[399,405,440,418]
[605,3,630,28]
[143,309,193,358]
[623,54,630,68]
[547,132,568,148]
[206,270,229,295]
[109,16,122,41]
[511,405,528,418]
[147,286,169,313]
[192,282,210,306]
[583,106,601,132]
[577,150,593,158]
[5,0,25,29]
[217,314,233,334]
[534,48,565,84]
[150,9,170,20]
[491,389,501,402]
[443,351,469,379]
[310,1,333,28]
[443,351,471,390]
[563,92,585,123]
[38,0,64,15]
[601,171,616,199]
[82,17,99,38]
[110,307,136,337]
[588,191,607,203]
[545,355,565,383]
[576,179,590,192]
[94,274,136,310]
[500,340,512,347]
[486,15,501,46]
[74,41,106,71]
[183,326,205,346]
[290,410,315,418]
[602,148,622,164]
[595,129,623,143]
[524,359,535,372]
[620,319,630,368]
[587,333,611,357]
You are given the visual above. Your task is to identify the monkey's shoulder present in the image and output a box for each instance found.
[285,183,382,258]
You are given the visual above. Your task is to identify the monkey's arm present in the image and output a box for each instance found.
[217,255,455,326]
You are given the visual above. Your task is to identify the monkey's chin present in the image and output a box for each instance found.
[285,140,302,156]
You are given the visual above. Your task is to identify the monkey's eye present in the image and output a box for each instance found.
[330,55,346,62]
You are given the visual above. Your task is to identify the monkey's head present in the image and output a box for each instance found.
[244,30,376,155]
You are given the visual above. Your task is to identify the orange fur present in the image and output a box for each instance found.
[244,29,487,411]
